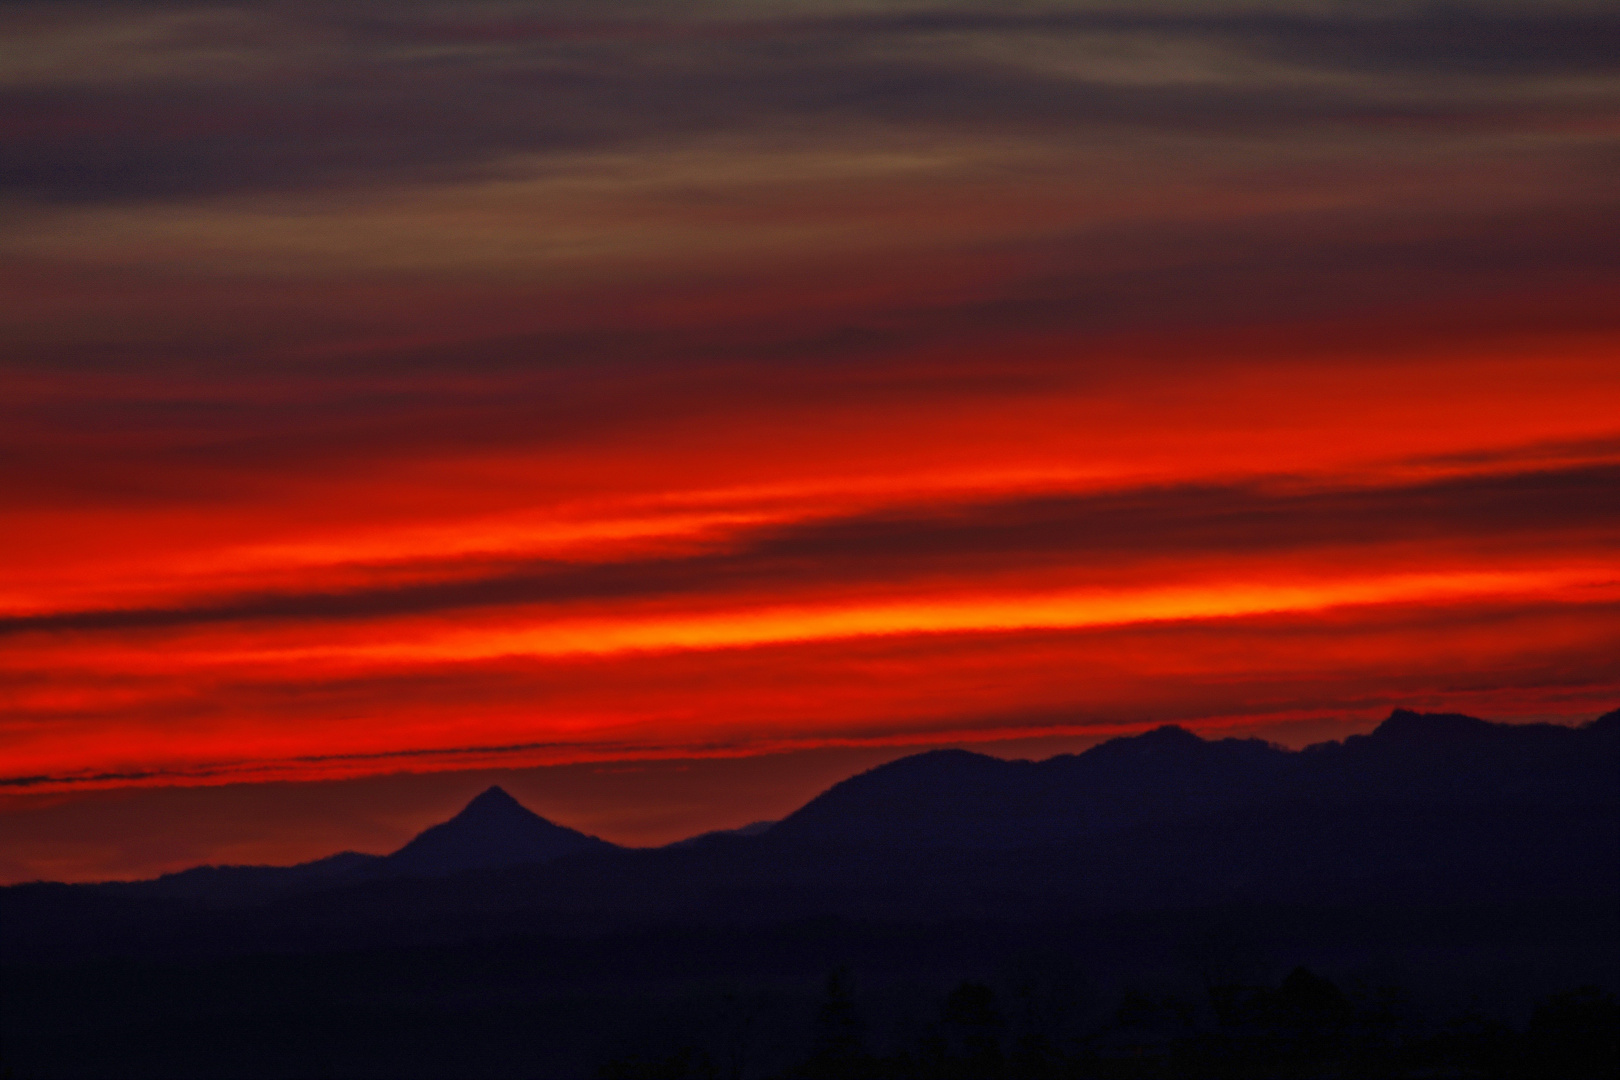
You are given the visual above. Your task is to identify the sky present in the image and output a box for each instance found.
[2,0,1618,882]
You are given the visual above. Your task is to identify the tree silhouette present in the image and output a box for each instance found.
[1261,966,1353,1065]
[799,967,868,1079]
[1523,986,1620,1078]
[940,980,1003,1077]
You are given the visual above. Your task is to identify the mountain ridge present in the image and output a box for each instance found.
[4,705,1614,966]
[767,707,1618,850]
[18,706,1615,915]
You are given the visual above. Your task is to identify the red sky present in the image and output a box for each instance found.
[2,0,1617,881]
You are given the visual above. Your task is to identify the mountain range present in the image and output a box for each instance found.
[5,707,1616,1079]
[5,707,1615,962]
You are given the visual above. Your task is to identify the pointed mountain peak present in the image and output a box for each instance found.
[439,785,550,827]
[385,786,614,877]
[462,785,526,811]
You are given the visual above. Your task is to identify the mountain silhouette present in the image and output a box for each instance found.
[79,786,617,906]
[665,819,777,848]
[4,708,1615,1080]
[383,786,614,877]
[767,709,1618,851]
[4,707,1615,963]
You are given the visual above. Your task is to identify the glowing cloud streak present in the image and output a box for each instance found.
[210,568,1614,664]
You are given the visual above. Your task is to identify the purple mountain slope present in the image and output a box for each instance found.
[665,820,777,849]
[767,708,1620,849]
[384,786,615,877]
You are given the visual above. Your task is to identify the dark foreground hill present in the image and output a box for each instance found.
[3,708,1616,1078]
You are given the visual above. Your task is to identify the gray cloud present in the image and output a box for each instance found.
[1,2,1614,202]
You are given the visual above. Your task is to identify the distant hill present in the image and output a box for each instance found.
[384,785,614,877]
[94,786,616,906]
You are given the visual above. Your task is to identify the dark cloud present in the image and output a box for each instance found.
[1,2,1614,202]
[4,199,1615,528]
[738,462,1620,568]
[1403,434,1620,470]
[821,6,1620,75]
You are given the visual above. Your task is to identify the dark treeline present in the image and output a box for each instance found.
[603,967,1619,1079]
[5,905,1617,1078]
